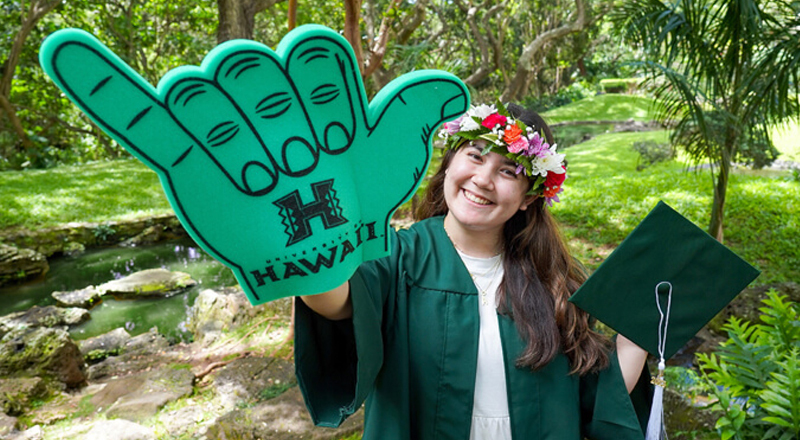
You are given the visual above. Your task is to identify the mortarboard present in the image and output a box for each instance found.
[569,200,760,360]
[569,201,760,440]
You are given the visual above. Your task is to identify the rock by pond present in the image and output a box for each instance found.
[207,386,364,440]
[78,327,131,362]
[51,287,102,309]
[96,268,196,298]
[85,327,171,381]
[0,377,47,416]
[188,286,291,346]
[91,366,194,422]
[0,214,186,260]
[0,244,48,287]
[210,356,296,409]
[0,327,85,388]
[82,419,155,440]
[0,306,90,339]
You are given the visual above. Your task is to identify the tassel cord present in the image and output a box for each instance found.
[646,281,672,440]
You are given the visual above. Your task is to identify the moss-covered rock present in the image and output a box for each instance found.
[52,286,102,308]
[0,327,86,388]
[78,327,131,363]
[0,377,47,416]
[0,244,48,287]
[94,366,194,422]
[96,268,196,298]
[187,287,291,346]
[206,386,364,440]
[0,306,90,340]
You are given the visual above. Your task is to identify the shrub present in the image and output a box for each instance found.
[600,78,643,94]
[632,140,674,170]
[523,81,599,113]
[697,290,800,440]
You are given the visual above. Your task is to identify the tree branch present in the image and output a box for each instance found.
[502,0,590,101]
[343,0,365,74]
[363,0,403,78]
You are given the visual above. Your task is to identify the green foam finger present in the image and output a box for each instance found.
[40,29,194,171]
[354,71,470,255]
[285,27,365,155]
[164,76,279,195]
[213,46,319,177]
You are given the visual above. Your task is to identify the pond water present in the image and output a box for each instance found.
[0,238,235,342]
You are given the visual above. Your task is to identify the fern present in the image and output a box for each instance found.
[698,290,800,440]
[761,350,800,439]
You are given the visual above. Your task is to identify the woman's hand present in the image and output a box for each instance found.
[299,282,352,320]
[616,334,648,393]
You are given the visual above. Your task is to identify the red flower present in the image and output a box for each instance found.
[544,167,567,190]
[482,113,507,129]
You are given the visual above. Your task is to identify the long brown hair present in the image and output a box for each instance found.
[415,104,609,375]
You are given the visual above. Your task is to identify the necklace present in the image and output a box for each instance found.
[444,222,503,305]
[469,256,502,306]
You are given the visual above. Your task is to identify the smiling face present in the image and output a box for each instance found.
[443,141,534,240]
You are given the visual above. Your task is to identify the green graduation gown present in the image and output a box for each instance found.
[295,216,652,440]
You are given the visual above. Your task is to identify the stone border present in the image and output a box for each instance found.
[0,214,187,258]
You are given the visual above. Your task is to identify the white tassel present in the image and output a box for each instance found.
[646,361,666,440]
[647,281,673,440]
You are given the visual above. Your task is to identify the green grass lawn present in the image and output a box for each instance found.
[555,130,800,284]
[0,158,171,230]
[543,94,659,124]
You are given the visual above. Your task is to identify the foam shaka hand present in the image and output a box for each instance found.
[40,25,469,305]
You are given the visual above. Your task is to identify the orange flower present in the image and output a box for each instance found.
[543,185,561,198]
[503,124,522,143]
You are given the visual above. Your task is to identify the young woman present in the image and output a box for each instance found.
[294,103,651,440]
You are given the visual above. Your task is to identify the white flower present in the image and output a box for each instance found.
[460,117,481,131]
[537,151,566,174]
[468,104,496,120]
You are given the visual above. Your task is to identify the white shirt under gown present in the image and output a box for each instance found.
[456,250,512,440]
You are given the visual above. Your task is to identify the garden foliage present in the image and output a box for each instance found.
[697,290,800,440]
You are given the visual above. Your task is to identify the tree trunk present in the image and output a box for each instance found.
[216,0,284,43]
[287,0,297,30]
[708,158,729,242]
[0,94,33,149]
[0,0,61,149]
[343,0,365,73]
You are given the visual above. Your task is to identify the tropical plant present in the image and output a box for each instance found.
[614,0,800,241]
[697,290,800,440]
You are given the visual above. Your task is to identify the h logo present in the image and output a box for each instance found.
[274,179,348,246]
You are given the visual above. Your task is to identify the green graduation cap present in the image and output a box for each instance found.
[569,201,760,360]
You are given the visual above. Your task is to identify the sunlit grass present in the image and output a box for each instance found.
[772,119,800,161]
[556,130,800,284]
[0,158,172,230]
[543,94,659,124]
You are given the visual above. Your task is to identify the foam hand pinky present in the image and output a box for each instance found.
[40,25,469,304]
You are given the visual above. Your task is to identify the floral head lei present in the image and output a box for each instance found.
[438,101,567,205]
